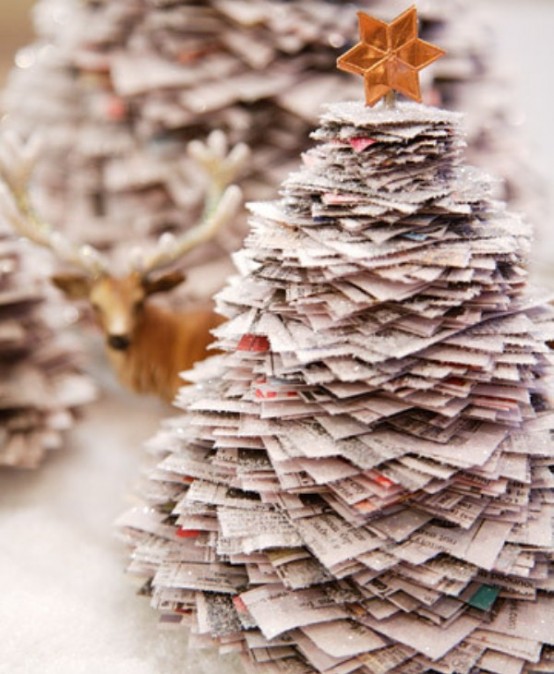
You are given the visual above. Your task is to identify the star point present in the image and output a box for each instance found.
[337,5,446,107]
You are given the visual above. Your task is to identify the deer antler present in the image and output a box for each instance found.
[0,132,109,276]
[0,130,247,278]
[134,130,249,275]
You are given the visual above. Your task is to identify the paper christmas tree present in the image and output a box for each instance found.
[0,234,95,468]
[118,8,554,673]
[1,0,540,300]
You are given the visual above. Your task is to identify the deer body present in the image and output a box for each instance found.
[107,302,223,401]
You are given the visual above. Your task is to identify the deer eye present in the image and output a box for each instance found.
[133,299,145,314]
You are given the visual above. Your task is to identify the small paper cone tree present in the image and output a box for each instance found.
[0,236,95,468]
[117,8,554,673]
[1,0,542,301]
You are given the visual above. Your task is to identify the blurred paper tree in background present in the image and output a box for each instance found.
[1,0,542,300]
[0,231,95,468]
[0,3,95,469]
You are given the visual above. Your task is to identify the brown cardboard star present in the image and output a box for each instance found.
[337,6,445,107]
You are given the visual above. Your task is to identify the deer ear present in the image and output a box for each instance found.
[51,273,92,299]
[142,270,186,295]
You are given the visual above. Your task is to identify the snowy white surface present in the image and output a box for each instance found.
[0,1,553,673]
[0,381,243,674]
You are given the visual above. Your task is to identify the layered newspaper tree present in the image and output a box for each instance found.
[0,235,95,468]
[1,0,539,297]
[118,9,554,673]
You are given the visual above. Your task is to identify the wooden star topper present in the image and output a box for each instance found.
[337,6,445,107]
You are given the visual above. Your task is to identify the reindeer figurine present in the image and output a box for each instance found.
[0,131,247,401]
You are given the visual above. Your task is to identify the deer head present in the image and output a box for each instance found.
[0,131,247,395]
[50,269,186,352]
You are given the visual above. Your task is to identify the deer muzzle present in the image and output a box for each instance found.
[108,334,131,351]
